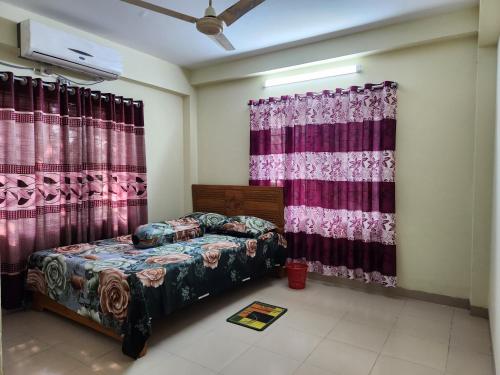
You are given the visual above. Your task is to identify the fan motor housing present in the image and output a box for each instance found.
[196,16,223,36]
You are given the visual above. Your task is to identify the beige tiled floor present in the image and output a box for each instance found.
[2,278,494,375]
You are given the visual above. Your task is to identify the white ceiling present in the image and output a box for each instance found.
[3,0,477,68]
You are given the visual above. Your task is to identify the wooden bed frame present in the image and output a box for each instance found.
[192,184,284,231]
[31,184,284,358]
[32,292,148,357]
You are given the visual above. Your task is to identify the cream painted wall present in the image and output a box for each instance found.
[479,0,500,47]
[489,36,500,374]
[471,46,497,308]
[190,7,478,85]
[197,36,478,299]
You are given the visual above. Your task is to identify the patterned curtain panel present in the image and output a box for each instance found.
[0,72,148,282]
[249,82,397,286]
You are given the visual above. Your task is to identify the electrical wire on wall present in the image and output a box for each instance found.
[0,60,35,71]
[0,60,105,86]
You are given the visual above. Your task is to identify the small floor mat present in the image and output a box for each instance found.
[226,301,287,331]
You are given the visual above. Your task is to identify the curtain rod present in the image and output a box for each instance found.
[248,81,398,105]
[0,72,141,107]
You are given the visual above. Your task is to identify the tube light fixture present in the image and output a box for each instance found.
[264,64,361,88]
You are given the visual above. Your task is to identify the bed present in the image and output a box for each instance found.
[26,184,285,358]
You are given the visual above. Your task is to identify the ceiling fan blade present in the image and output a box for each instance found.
[121,0,198,23]
[209,33,235,51]
[218,0,265,26]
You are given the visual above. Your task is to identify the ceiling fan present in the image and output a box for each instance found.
[120,0,265,51]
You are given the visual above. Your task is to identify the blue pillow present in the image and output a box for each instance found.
[132,217,204,249]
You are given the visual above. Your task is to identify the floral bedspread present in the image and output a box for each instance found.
[26,232,286,358]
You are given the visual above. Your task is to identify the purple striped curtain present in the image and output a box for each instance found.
[0,72,148,306]
[249,82,397,286]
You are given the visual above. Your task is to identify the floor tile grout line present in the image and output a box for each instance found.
[3,338,56,366]
[164,326,254,373]
[70,346,117,370]
[3,345,88,374]
[380,334,449,371]
[215,343,257,374]
[367,301,400,375]
[261,321,321,363]
[297,336,329,374]
[444,307,456,372]
[389,315,452,346]
[169,350,223,374]
[255,308,346,374]
[377,307,449,373]
[323,334,385,355]
[371,299,452,373]
[253,325,324,354]
[150,326,228,373]
[380,354,449,374]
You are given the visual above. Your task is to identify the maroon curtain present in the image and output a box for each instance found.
[0,72,148,307]
[249,82,397,286]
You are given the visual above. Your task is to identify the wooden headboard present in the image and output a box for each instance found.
[192,184,284,230]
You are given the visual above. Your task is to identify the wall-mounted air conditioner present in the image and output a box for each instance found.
[19,19,123,80]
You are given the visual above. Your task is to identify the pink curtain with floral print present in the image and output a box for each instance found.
[249,82,397,286]
[0,72,148,305]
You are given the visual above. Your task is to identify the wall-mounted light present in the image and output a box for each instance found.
[264,64,361,88]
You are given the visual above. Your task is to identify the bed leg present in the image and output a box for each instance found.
[138,342,148,358]
[32,292,45,312]
[274,266,286,279]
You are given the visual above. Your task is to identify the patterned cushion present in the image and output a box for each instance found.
[132,217,204,249]
[219,216,277,238]
[182,212,228,233]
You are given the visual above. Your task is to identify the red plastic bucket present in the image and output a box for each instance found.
[286,263,308,289]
